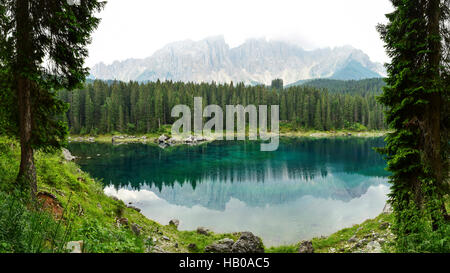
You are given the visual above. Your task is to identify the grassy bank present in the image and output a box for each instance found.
[0,136,239,253]
[69,123,390,144]
[0,135,401,253]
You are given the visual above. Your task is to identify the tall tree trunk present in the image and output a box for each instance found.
[15,0,37,200]
[17,78,37,199]
[425,0,446,230]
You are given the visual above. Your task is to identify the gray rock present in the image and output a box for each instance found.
[348,235,357,243]
[169,219,180,228]
[66,241,83,253]
[159,143,168,149]
[151,246,167,253]
[110,196,119,201]
[188,243,198,251]
[197,227,210,235]
[205,238,235,253]
[364,241,382,253]
[383,202,393,214]
[162,236,170,241]
[196,135,206,142]
[158,134,169,143]
[231,232,264,253]
[62,148,76,161]
[298,240,314,253]
[117,217,129,227]
[127,205,141,213]
[184,135,195,143]
[354,238,368,248]
[131,223,142,236]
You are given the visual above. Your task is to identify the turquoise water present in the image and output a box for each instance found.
[69,137,390,246]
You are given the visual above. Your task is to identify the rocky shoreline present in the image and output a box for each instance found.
[68,131,388,148]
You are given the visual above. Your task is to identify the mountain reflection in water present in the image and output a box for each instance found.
[69,137,390,246]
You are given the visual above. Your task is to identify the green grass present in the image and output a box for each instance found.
[69,123,389,144]
[2,135,448,253]
[0,135,399,253]
[267,214,396,253]
[0,136,243,253]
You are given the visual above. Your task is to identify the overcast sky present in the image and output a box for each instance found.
[86,0,394,67]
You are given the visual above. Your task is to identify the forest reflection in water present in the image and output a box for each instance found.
[70,137,390,246]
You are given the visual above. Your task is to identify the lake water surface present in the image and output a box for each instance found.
[69,137,390,246]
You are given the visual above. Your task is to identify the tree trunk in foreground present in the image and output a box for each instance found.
[15,0,37,200]
[425,0,447,229]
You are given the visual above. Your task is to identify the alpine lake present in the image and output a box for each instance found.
[68,136,390,247]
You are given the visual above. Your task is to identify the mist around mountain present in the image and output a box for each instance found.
[90,36,385,85]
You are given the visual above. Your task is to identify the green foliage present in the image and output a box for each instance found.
[300,78,386,96]
[0,0,105,151]
[0,191,70,253]
[60,79,387,135]
[344,121,368,132]
[74,219,145,253]
[271,78,284,90]
[175,230,240,253]
[377,0,450,252]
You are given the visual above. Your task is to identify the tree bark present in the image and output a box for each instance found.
[425,0,445,230]
[15,0,37,200]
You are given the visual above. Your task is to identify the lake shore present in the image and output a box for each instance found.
[69,130,389,145]
[0,136,401,253]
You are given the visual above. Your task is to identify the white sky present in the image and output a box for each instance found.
[86,0,394,67]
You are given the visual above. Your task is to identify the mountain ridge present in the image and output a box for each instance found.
[90,36,385,85]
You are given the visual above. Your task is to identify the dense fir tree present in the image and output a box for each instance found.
[0,0,105,199]
[377,0,449,252]
[59,79,387,135]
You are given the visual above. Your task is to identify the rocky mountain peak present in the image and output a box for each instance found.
[90,37,384,85]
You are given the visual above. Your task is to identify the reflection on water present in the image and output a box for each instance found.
[69,137,390,246]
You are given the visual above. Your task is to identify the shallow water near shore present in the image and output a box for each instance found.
[69,137,390,246]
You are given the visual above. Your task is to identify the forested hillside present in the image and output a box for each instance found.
[58,80,386,135]
[287,78,385,95]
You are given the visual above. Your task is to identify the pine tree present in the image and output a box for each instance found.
[377,0,449,252]
[85,90,94,134]
[0,0,104,199]
[314,99,322,130]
